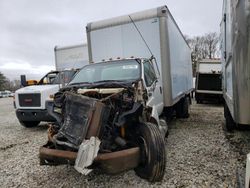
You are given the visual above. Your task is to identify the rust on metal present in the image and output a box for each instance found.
[95,147,140,174]
[39,147,77,165]
[39,146,140,173]
[120,126,125,138]
[86,101,105,139]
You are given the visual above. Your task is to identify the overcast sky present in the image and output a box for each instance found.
[0,0,223,80]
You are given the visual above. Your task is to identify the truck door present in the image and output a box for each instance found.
[143,59,164,115]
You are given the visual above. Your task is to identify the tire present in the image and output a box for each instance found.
[224,104,236,131]
[176,97,189,118]
[19,120,40,128]
[134,122,166,182]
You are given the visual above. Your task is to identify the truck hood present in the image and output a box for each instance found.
[15,85,60,94]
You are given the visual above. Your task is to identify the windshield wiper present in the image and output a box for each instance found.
[69,82,92,86]
[93,80,126,83]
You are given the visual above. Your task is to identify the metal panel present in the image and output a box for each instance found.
[54,44,89,71]
[159,16,172,106]
[225,61,233,99]
[197,73,222,91]
[166,16,193,101]
[198,62,222,73]
[89,18,161,68]
[221,0,250,124]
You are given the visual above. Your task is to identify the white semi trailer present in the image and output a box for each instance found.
[221,0,250,131]
[14,44,89,127]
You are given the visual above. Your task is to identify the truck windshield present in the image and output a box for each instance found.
[38,71,76,85]
[70,60,140,84]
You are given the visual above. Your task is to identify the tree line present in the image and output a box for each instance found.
[0,72,21,91]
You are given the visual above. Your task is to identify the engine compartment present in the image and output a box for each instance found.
[45,82,146,155]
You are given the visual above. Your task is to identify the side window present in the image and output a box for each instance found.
[143,60,157,87]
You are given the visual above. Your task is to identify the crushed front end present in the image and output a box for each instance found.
[39,59,166,182]
[40,83,145,174]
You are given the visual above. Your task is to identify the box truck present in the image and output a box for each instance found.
[195,59,222,103]
[221,0,250,131]
[14,44,88,128]
[39,6,193,182]
[222,0,250,187]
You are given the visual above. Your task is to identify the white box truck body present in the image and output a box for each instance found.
[86,5,193,111]
[55,44,89,71]
[221,0,250,130]
[14,44,89,127]
[195,59,223,103]
[222,0,250,186]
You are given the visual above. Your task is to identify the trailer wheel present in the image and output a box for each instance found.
[224,104,236,131]
[176,97,189,118]
[134,122,166,182]
[19,120,40,128]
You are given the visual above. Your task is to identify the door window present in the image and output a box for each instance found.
[143,60,157,87]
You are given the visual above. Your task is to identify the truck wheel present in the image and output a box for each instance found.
[224,104,236,131]
[176,97,189,118]
[19,121,40,128]
[134,122,166,182]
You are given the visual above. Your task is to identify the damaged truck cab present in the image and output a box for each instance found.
[40,58,167,182]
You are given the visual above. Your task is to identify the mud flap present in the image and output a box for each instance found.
[74,137,101,175]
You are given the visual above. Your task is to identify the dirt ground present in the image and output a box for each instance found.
[0,97,250,188]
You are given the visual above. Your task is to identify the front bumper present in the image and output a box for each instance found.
[16,109,55,122]
[39,146,140,174]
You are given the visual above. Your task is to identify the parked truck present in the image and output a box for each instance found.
[14,44,89,128]
[39,6,193,182]
[195,59,223,103]
[222,0,250,187]
[221,0,250,131]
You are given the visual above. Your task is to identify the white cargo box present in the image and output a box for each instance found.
[197,59,222,74]
[86,6,193,107]
[55,44,89,71]
[221,0,250,125]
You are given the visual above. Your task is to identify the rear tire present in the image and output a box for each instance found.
[134,122,166,182]
[176,97,189,118]
[224,104,236,131]
[19,120,40,128]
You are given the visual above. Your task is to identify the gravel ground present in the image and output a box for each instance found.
[0,97,250,187]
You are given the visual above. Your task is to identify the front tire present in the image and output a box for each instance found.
[19,120,40,128]
[134,122,166,182]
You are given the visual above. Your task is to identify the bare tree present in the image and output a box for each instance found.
[185,32,220,76]
[204,32,219,59]
[186,32,219,61]
[0,72,7,90]
[4,79,21,92]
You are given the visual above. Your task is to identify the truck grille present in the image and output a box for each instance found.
[18,93,41,107]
